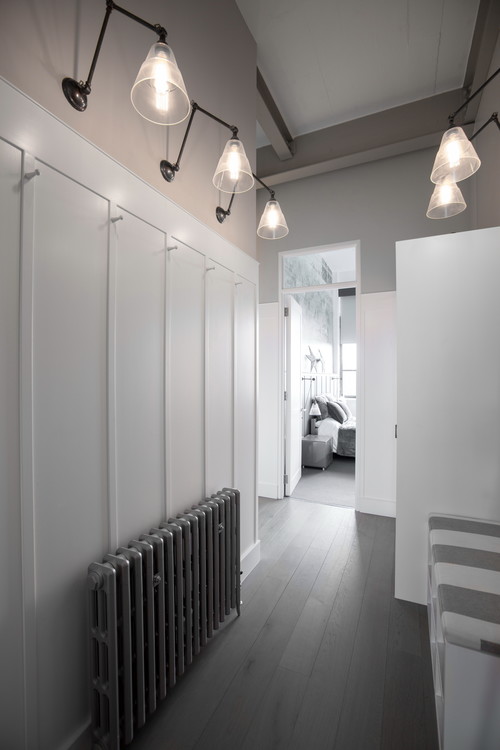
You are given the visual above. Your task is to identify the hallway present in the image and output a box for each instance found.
[130,498,438,750]
[292,455,355,507]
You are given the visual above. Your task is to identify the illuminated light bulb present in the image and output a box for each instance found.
[445,139,461,168]
[267,204,279,228]
[152,62,170,112]
[439,183,453,203]
[227,147,241,181]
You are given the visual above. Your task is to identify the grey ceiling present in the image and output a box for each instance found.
[235,0,496,184]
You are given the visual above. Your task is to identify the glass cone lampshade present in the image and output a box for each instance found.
[430,127,481,184]
[426,181,466,219]
[212,138,254,193]
[131,41,190,125]
[257,199,289,239]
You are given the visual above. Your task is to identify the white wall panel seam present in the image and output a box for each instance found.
[107,202,119,551]
[165,238,173,518]
[232,273,236,488]
[162,232,168,521]
[19,151,38,750]
[204,260,210,499]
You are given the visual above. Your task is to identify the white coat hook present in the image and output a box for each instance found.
[235,281,243,286]
[111,215,123,223]
[24,169,40,181]
[206,266,216,272]
[167,245,178,252]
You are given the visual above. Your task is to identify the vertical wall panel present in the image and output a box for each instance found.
[205,262,234,494]
[32,165,109,749]
[114,211,166,543]
[167,242,205,515]
[234,279,257,556]
[0,140,24,748]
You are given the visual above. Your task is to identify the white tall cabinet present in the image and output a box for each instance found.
[0,80,259,750]
[396,226,500,605]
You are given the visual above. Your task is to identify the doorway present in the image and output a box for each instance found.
[280,243,359,507]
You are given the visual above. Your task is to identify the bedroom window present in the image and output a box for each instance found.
[341,343,357,397]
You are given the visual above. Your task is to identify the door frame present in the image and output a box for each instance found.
[278,241,361,501]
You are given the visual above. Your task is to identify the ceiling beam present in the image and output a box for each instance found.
[256,89,467,186]
[256,68,295,160]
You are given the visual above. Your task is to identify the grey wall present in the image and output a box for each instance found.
[472,31,500,230]
[0,0,257,258]
[257,147,472,301]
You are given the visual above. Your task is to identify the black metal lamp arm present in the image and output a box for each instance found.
[448,67,500,127]
[216,173,277,225]
[62,0,168,111]
[469,111,500,142]
[160,101,239,182]
[252,173,275,200]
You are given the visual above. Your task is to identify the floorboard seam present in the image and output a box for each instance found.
[330,521,378,749]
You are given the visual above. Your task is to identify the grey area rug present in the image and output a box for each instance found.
[291,454,355,507]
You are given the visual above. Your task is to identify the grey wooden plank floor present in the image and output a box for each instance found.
[130,498,438,750]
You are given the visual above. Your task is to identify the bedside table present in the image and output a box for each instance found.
[302,434,333,469]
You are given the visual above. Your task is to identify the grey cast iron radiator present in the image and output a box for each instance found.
[88,488,241,750]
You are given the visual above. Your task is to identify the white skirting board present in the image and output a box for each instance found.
[240,540,261,582]
[356,495,396,518]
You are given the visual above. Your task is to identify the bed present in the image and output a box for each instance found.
[313,394,356,458]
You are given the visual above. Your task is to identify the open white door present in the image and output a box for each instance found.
[284,295,302,496]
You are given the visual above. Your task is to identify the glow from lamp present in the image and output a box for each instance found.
[227,147,241,181]
[152,60,170,112]
[266,203,279,229]
[430,126,480,184]
[257,199,289,239]
[445,139,461,168]
[426,180,466,219]
[213,138,254,193]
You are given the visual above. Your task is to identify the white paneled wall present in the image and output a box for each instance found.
[113,211,167,545]
[31,164,110,750]
[167,241,206,515]
[0,82,258,750]
[234,279,258,560]
[205,262,235,495]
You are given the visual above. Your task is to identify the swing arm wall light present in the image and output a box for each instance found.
[62,0,190,125]
[427,67,500,219]
[62,2,288,238]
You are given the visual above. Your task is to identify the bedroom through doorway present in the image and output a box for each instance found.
[282,244,358,508]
